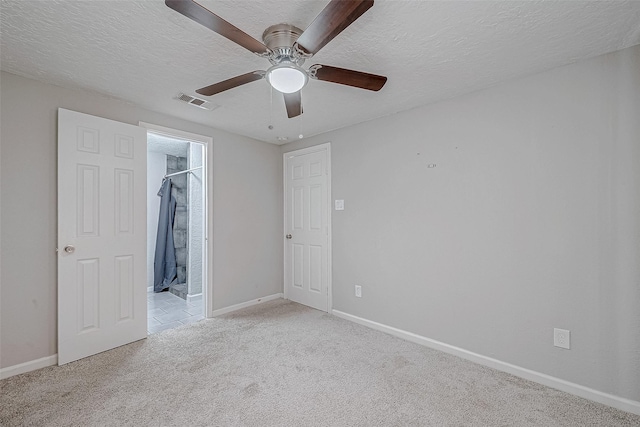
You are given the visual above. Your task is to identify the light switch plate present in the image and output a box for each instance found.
[335,200,344,210]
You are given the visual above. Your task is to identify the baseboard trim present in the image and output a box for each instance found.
[0,354,58,380]
[331,309,640,416]
[211,293,283,317]
[186,292,202,303]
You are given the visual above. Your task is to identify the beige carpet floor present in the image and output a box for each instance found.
[1,299,638,426]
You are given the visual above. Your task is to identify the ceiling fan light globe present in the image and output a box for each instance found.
[267,64,308,94]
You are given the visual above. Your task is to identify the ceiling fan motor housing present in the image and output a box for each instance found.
[262,24,306,65]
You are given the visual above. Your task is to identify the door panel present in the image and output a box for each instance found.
[58,108,147,365]
[114,169,134,234]
[309,245,322,292]
[114,255,134,321]
[77,258,100,332]
[284,146,330,311]
[77,165,100,236]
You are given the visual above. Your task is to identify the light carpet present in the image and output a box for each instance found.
[1,299,638,426]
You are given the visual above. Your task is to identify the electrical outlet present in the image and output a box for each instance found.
[355,285,362,298]
[554,328,570,349]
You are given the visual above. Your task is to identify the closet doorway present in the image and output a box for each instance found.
[142,123,212,334]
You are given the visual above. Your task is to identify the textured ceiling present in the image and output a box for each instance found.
[1,1,639,144]
[148,133,189,157]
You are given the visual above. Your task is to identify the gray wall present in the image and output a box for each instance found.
[0,71,283,369]
[212,131,284,307]
[282,46,640,401]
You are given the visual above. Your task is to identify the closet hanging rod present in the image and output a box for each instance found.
[164,166,203,179]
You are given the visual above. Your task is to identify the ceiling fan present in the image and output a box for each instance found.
[165,0,388,118]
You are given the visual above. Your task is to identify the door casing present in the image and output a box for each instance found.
[140,122,214,318]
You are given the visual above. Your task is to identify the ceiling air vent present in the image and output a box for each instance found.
[174,93,219,111]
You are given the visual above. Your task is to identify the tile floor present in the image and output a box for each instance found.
[147,291,204,334]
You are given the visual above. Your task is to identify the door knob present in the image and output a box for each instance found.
[286,234,292,239]
[64,245,75,254]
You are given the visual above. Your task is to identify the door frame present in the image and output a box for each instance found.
[140,122,214,318]
[282,143,332,313]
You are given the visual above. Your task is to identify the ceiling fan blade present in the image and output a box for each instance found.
[196,71,265,96]
[295,0,374,55]
[309,65,387,91]
[165,0,270,55]
[283,91,303,118]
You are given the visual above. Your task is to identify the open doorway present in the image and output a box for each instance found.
[145,128,209,334]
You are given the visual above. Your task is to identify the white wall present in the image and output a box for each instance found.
[188,142,204,296]
[147,151,167,290]
[282,45,640,402]
[0,71,283,369]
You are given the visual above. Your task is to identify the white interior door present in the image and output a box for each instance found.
[284,144,331,312]
[58,108,147,365]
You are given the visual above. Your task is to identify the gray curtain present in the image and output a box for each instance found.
[153,178,177,292]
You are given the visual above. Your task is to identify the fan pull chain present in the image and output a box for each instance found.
[298,109,303,139]
[269,84,273,131]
